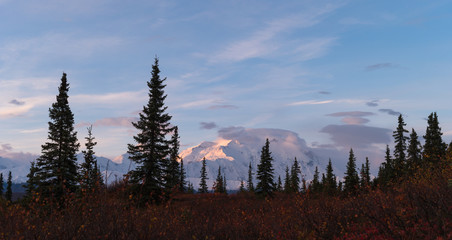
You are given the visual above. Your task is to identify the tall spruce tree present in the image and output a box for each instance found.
[377,145,394,186]
[290,157,301,192]
[423,112,446,164]
[165,126,181,192]
[247,162,254,192]
[393,114,409,177]
[80,125,99,192]
[23,162,38,198]
[311,166,321,193]
[344,148,359,194]
[198,158,208,193]
[127,58,173,202]
[0,173,3,197]
[179,158,186,192]
[406,128,422,174]
[324,159,337,195]
[213,166,224,193]
[256,139,275,197]
[276,176,283,192]
[34,73,80,199]
[360,157,371,187]
[5,171,12,201]
[283,166,291,193]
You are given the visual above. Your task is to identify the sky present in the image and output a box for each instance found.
[1,0,452,168]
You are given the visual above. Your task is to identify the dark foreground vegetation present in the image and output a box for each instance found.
[1,58,451,239]
[1,162,450,240]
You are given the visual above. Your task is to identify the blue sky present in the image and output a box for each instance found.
[1,0,452,166]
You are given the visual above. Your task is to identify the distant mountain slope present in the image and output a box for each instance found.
[180,127,333,189]
[1,128,345,190]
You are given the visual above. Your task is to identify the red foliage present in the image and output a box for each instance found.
[0,163,450,239]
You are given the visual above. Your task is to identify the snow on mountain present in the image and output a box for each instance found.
[181,127,331,190]
[1,127,344,190]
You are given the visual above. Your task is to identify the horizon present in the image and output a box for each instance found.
[2,1,452,167]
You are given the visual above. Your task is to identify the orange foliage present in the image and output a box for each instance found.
[0,162,450,239]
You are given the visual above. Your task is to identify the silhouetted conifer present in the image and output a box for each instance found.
[324,159,337,195]
[165,126,181,192]
[213,166,224,193]
[290,157,301,192]
[283,166,291,193]
[393,114,409,178]
[406,128,422,174]
[344,149,359,194]
[256,139,275,197]
[247,162,254,192]
[0,173,3,197]
[5,171,12,201]
[127,58,173,203]
[34,73,80,200]
[80,125,100,192]
[179,158,186,192]
[198,158,208,193]
[423,112,446,164]
[311,166,321,193]
[276,176,283,192]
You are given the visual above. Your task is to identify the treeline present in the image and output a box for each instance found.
[6,57,451,207]
[224,110,450,198]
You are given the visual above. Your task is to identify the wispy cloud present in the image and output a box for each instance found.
[209,4,340,63]
[320,124,391,149]
[208,104,238,110]
[366,63,398,71]
[72,91,146,105]
[327,111,375,125]
[318,91,331,95]
[327,111,375,117]
[200,122,218,130]
[9,99,25,106]
[294,37,337,61]
[366,100,379,107]
[379,108,401,116]
[288,100,333,106]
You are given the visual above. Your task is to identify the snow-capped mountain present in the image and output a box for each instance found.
[180,127,331,189]
[1,127,343,190]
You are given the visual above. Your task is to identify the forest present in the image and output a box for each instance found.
[0,58,451,239]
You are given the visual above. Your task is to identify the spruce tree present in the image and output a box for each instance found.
[198,158,208,193]
[290,157,301,192]
[239,180,246,192]
[127,58,173,202]
[165,126,181,192]
[344,148,359,194]
[6,171,12,201]
[393,114,409,177]
[406,128,422,174]
[377,145,393,186]
[256,139,275,197]
[311,166,320,193]
[179,158,186,192]
[34,73,80,200]
[213,166,224,193]
[423,112,446,164]
[0,173,3,197]
[223,174,227,193]
[324,159,337,195]
[359,157,371,187]
[80,125,99,192]
[276,176,283,192]
[247,162,254,192]
[24,162,38,198]
[283,166,291,193]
